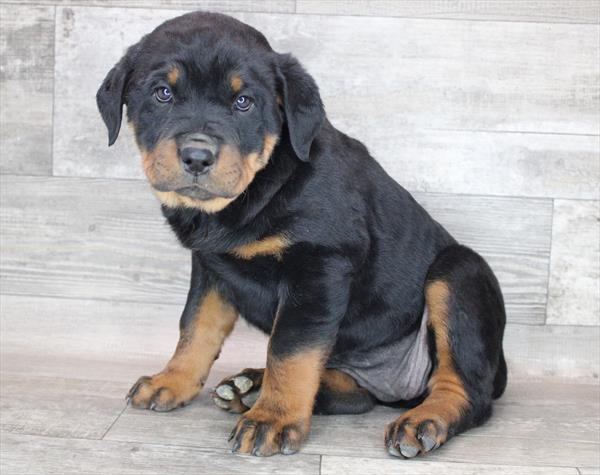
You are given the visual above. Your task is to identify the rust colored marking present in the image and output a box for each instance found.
[167,66,180,86]
[141,139,180,186]
[385,280,470,448]
[129,290,238,409]
[230,234,290,260]
[232,348,325,455]
[140,133,279,214]
[230,74,243,93]
[320,369,360,393]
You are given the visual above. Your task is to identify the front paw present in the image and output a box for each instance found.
[229,406,309,456]
[126,370,201,412]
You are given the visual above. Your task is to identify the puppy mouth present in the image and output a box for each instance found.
[173,184,238,200]
[149,177,240,201]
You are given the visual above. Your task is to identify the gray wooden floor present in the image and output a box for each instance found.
[1,295,599,474]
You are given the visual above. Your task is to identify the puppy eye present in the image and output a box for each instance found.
[154,86,173,103]
[234,95,253,112]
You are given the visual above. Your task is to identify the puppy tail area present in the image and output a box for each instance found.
[385,244,507,458]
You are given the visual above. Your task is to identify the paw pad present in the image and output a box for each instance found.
[212,369,263,413]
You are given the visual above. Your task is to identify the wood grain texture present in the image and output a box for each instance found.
[503,324,600,382]
[0,373,125,439]
[320,457,580,475]
[104,381,600,467]
[296,1,600,24]
[310,417,600,467]
[52,6,600,199]
[1,294,597,471]
[0,175,190,305]
[356,130,599,200]
[0,4,54,175]
[0,0,294,13]
[2,0,597,22]
[0,294,268,385]
[2,294,597,386]
[242,12,598,137]
[105,381,600,447]
[415,192,552,324]
[0,175,552,324]
[547,200,600,326]
[0,433,320,475]
[1,3,598,473]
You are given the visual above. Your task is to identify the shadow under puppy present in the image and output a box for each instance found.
[97,11,507,458]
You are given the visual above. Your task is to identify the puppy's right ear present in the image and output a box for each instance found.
[96,44,139,146]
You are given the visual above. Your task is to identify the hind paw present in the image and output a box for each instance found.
[211,368,263,413]
[385,414,448,459]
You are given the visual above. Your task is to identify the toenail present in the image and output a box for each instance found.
[399,443,419,458]
[420,434,437,452]
[281,444,298,455]
[387,444,402,457]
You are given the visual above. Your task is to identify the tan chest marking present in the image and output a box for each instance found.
[229,234,290,260]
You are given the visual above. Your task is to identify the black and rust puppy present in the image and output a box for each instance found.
[97,11,507,458]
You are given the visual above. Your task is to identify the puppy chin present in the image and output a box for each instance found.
[151,181,238,201]
[175,185,224,201]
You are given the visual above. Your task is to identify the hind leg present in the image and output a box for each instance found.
[213,368,375,415]
[385,245,506,458]
[314,369,376,415]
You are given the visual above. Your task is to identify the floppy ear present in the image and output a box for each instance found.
[276,54,325,162]
[96,44,139,146]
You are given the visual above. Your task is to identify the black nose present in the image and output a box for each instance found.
[180,147,215,175]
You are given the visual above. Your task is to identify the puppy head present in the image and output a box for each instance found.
[96,12,324,213]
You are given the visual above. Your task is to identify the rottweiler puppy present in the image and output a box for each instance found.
[97,11,507,458]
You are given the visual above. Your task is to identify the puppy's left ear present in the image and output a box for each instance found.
[275,54,325,162]
[96,44,139,146]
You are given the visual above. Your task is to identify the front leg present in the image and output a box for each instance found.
[128,254,238,411]
[230,253,351,456]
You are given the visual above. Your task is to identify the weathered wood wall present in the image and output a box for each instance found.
[1,1,598,381]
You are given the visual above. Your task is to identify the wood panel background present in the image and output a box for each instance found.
[1,0,597,366]
[0,2,598,473]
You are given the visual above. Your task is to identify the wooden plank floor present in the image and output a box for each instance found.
[1,296,598,475]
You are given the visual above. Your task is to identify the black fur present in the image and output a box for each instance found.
[425,244,507,434]
[314,381,377,415]
[97,11,507,456]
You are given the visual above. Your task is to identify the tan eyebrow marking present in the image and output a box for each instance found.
[167,66,180,86]
[231,74,243,93]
